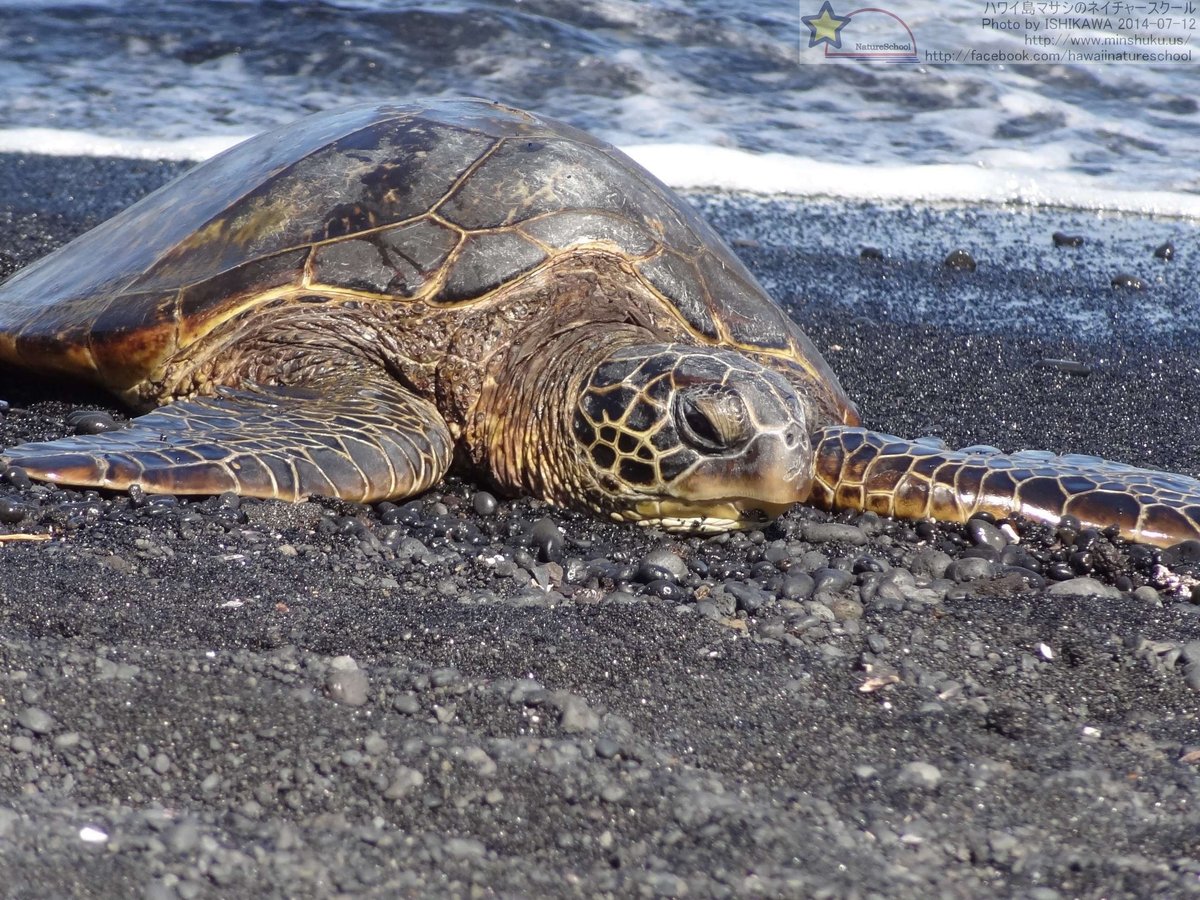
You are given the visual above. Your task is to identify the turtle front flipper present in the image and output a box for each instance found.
[1,379,453,503]
[810,426,1200,549]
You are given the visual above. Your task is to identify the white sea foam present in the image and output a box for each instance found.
[624,144,1200,218]
[0,128,247,162]
[1,0,1197,219]
[1,125,1195,219]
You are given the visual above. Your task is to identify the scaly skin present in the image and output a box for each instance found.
[810,427,1200,549]
[471,324,647,516]
[472,325,813,532]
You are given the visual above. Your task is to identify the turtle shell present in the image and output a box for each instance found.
[0,99,856,424]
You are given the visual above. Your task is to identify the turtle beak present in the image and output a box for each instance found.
[638,431,815,529]
[687,438,811,502]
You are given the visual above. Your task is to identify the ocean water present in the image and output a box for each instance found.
[0,0,1198,215]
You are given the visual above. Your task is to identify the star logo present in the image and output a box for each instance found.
[802,1,851,49]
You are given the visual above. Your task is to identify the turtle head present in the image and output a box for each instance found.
[572,345,812,532]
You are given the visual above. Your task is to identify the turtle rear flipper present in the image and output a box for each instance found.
[811,426,1200,549]
[1,379,452,503]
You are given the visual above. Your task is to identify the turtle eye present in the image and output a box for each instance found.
[675,387,751,453]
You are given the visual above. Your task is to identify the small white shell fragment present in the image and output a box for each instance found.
[859,674,900,693]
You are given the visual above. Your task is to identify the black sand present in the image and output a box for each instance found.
[1,154,1199,898]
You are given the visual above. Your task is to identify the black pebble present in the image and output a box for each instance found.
[961,546,1000,563]
[997,565,1046,590]
[644,578,685,601]
[0,497,27,524]
[946,557,994,582]
[812,567,854,594]
[1000,545,1041,572]
[456,523,487,547]
[1057,515,1081,545]
[594,737,621,759]
[779,572,814,600]
[336,516,365,537]
[762,545,789,566]
[1052,232,1085,248]
[1069,550,1093,575]
[531,517,564,563]
[636,562,676,585]
[967,518,1008,552]
[726,582,770,614]
[1154,241,1175,261]
[1036,358,1092,376]
[859,246,884,261]
[586,559,630,582]
[943,249,977,271]
[750,560,777,578]
[127,484,147,508]
[1162,539,1200,568]
[396,501,424,526]
[427,514,460,537]
[3,466,31,489]
[472,491,498,516]
[1111,273,1146,291]
[1046,561,1075,581]
[66,410,121,435]
[708,561,748,581]
[1128,544,1156,568]
[852,555,887,575]
[859,636,888,659]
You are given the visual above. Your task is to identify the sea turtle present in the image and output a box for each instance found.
[1,99,1199,547]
